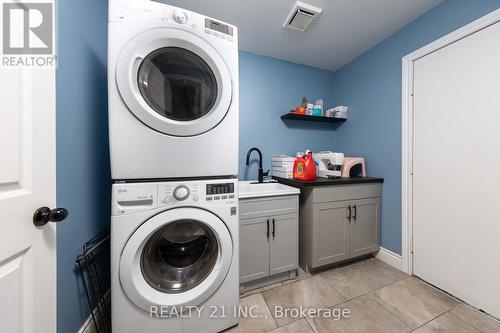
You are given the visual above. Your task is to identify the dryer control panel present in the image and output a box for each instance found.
[112,179,238,215]
[110,2,238,46]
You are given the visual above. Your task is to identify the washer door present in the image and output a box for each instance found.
[119,207,233,311]
[116,28,233,137]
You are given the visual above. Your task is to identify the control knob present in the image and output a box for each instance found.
[173,185,190,201]
[173,10,188,24]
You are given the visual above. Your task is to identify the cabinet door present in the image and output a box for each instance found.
[312,201,350,267]
[270,213,298,275]
[239,217,270,283]
[349,198,380,257]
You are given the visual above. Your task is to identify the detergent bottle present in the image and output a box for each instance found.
[293,151,317,181]
[303,150,317,181]
[293,152,306,180]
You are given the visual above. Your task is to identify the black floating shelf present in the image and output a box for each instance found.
[281,113,346,123]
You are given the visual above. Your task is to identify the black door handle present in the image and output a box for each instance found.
[33,207,69,227]
[353,205,357,222]
[266,219,270,239]
[347,205,352,222]
[272,218,275,239]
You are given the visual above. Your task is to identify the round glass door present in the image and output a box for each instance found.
[116,29,233,137]
[141,219,218,293]
[119,207,233,311]
[138,47,218,122]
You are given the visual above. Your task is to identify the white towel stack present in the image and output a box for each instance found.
[271,156,295,178]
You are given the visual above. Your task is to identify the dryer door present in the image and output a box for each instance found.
[116,28,233,137]
[119,207,233,312]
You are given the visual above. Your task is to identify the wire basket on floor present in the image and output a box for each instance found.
[76,230,111,333]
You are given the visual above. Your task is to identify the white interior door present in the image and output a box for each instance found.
[0,65,57,331]
[413,21,500,318]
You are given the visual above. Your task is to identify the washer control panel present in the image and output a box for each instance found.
[112,179,238,215]
[158,179,237,208]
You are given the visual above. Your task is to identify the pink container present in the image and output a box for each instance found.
[341,157,366,178]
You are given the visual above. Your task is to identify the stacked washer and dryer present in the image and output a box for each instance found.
[108,1,239,332]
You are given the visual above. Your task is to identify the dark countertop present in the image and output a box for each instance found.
[273,176,384,188]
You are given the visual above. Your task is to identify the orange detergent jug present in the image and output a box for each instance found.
[303,151,317,181]
[293,153,306,180]
[293,151,317,181]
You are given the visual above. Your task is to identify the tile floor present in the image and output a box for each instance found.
[228,258,500,333]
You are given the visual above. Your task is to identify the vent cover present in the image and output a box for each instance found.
[283,1,322,32]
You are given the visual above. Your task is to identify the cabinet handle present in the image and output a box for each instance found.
[353,205,357,222]
[272,218,276,239]
[266,219,270,239]
[347,205,352,222]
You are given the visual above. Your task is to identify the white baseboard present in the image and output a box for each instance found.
[78,291,110,333]
[376,247,405,272]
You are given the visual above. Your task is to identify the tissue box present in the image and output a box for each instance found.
[325,106,348,118]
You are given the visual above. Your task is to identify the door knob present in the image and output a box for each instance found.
[33,207,69,227]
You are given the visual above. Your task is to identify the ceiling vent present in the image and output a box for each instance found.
[283,1,322,32]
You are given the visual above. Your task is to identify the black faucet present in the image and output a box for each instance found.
[246,147,269,183]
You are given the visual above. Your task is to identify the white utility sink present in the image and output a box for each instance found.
[238,181,300,199]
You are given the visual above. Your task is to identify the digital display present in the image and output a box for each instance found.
[207,183,234,195]
[205,18,233,36]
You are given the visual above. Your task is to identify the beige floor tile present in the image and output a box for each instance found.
[369,277,458,329]
[227,293,277,333]
[307,294,410,333]
[262,276,346,326]
[321,258,409,299]
[450,304,500,333]
[412,312,480,333]
[269,319,313,333]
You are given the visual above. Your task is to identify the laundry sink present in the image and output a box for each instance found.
[238,181,300,199]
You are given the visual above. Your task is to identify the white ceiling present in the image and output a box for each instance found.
[158,0,443,71]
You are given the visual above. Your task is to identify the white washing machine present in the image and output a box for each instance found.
[108,1,239,180]
[111,179,239,333]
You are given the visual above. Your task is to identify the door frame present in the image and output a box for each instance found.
[401,8,500,275]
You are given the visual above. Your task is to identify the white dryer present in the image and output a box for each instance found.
[108,1,239,180]
[111,179,239,333]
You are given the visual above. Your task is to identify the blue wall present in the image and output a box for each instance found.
[330,0,500,254]
[56,1,110,332]
[55,0,500,331]
[239,52,339,180]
